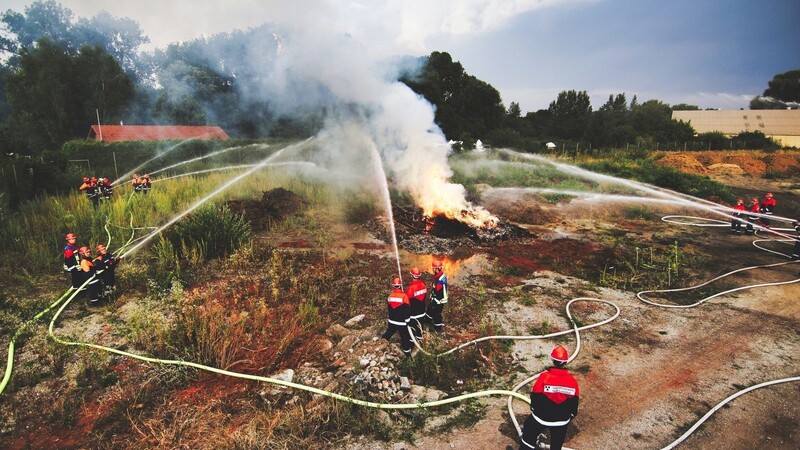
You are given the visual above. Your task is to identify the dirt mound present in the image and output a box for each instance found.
[655,153,707,175]
[763,154,800,175]
[227,187,307,231]
[723,154,767,176]
[707,163,744,176]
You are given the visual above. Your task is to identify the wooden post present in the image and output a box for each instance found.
[113,151,119,180]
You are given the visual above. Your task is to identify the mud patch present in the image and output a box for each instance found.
[227,187,307,231]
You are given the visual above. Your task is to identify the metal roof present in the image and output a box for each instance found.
[88,125,230,142]
[671,110,800,136]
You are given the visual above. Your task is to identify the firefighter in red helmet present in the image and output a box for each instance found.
[63,233,81,289]
[381,277,412,357]
[730,198,746,234]
[425,258,448,332]
[519,345,580,450]
[405,267,428,341]
[78,246,101,305]
[761,192,776,227]
[746,197,761,234]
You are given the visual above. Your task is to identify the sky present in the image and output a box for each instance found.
[3,0,799,113]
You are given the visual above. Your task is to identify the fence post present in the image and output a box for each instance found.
[684,141,687,151]
[12,164,17,183]
[113,151,119,180]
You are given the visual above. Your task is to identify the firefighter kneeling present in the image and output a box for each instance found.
[519,345,580,450]
[381,277,412,357]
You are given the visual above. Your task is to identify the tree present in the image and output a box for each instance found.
[671,103,700,111]
[547,90,592,139]
[5,38,133,152]
[0,0,76,59]
[400,51,505,142]
[507,101,521,118]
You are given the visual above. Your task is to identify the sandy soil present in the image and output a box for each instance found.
[391,169,800,449]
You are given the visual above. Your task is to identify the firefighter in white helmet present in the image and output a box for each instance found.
[425,258,448,332]
[519,345,580,450]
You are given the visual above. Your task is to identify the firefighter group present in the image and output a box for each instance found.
[730,191,777,234]
[130,173,152,194]
[382,259,448,357]
[63,233,119,306]
[78,176,113,206]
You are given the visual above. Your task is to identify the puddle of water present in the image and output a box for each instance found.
[397,251,496,284]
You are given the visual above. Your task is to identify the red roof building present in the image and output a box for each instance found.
[88,125,230,142]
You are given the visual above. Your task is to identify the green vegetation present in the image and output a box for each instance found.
[578,158,735,203]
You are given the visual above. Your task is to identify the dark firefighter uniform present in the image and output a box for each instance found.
[405,270,428,340]
[79,178,99,207]
[746,198,761,234]
[425,261,448,332]
[132,174,142,193]
[519,361,580,449]
[141,175,152,194]
[63,235,81,289]
[79,248,101,305]
[731,200,746,234]
[792,219,799,260]
[94,245,118,300]
[381,280,412,357]
[761,193,776,227]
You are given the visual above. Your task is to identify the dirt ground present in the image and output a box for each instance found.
[376,155,800,450]
[2,152,799,450]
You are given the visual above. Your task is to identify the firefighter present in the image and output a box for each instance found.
[761,192,776,227]
[94,244,118,301]
[131,173,142,193]
[98,177,113,200]
[79,177,99,207]
[63,233,81,289]
[746,197,761,235]
[405,267,428,341]
[730,198,746,234]
[425,258,448,332]
[78,246,101,305]
[381,277,412,357]
[792,217,799,260]
[141,174,152,194]
[519,345,580,450]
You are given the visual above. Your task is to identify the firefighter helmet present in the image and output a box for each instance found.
[96,244,106,252]
[766,192,773,198]
[752,197,759,202]
[392,277,402,288]
[82,177,89,182]
[90,177,97,181]
[410,267,422,278]
[736,198,744,204]
[550,345,569,363]
[65,233,77,240]
[78,246,90,254]
[432,258,443,270]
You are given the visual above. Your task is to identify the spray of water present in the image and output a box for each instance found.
[496,149,798,240]
[113,138,205,186]
[120,138,313,259]
[484,187,702,208]
[153,162,317,183]
[148,144,269,176]
[369,143,403,283]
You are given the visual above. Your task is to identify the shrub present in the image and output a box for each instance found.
[167,204,251,261]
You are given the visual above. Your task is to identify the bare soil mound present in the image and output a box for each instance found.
[707,163,744,175]
[227,187,308,231]
[763,154,800,175]
[655,153,707,175]
[724,154,767,176]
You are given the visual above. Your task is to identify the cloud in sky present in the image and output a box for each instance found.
[3,0,799,112]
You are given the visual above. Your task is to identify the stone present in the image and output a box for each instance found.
[270,368,295,383]
[338,334,360,350]
[359,358,371,368]
[344,314,366,327]
[399,377,411,391]
[326,324,349,339]
[317,338,334,352]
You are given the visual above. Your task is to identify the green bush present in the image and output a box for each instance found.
[166,204,251,260]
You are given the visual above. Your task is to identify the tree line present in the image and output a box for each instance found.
[0,1,797,158]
